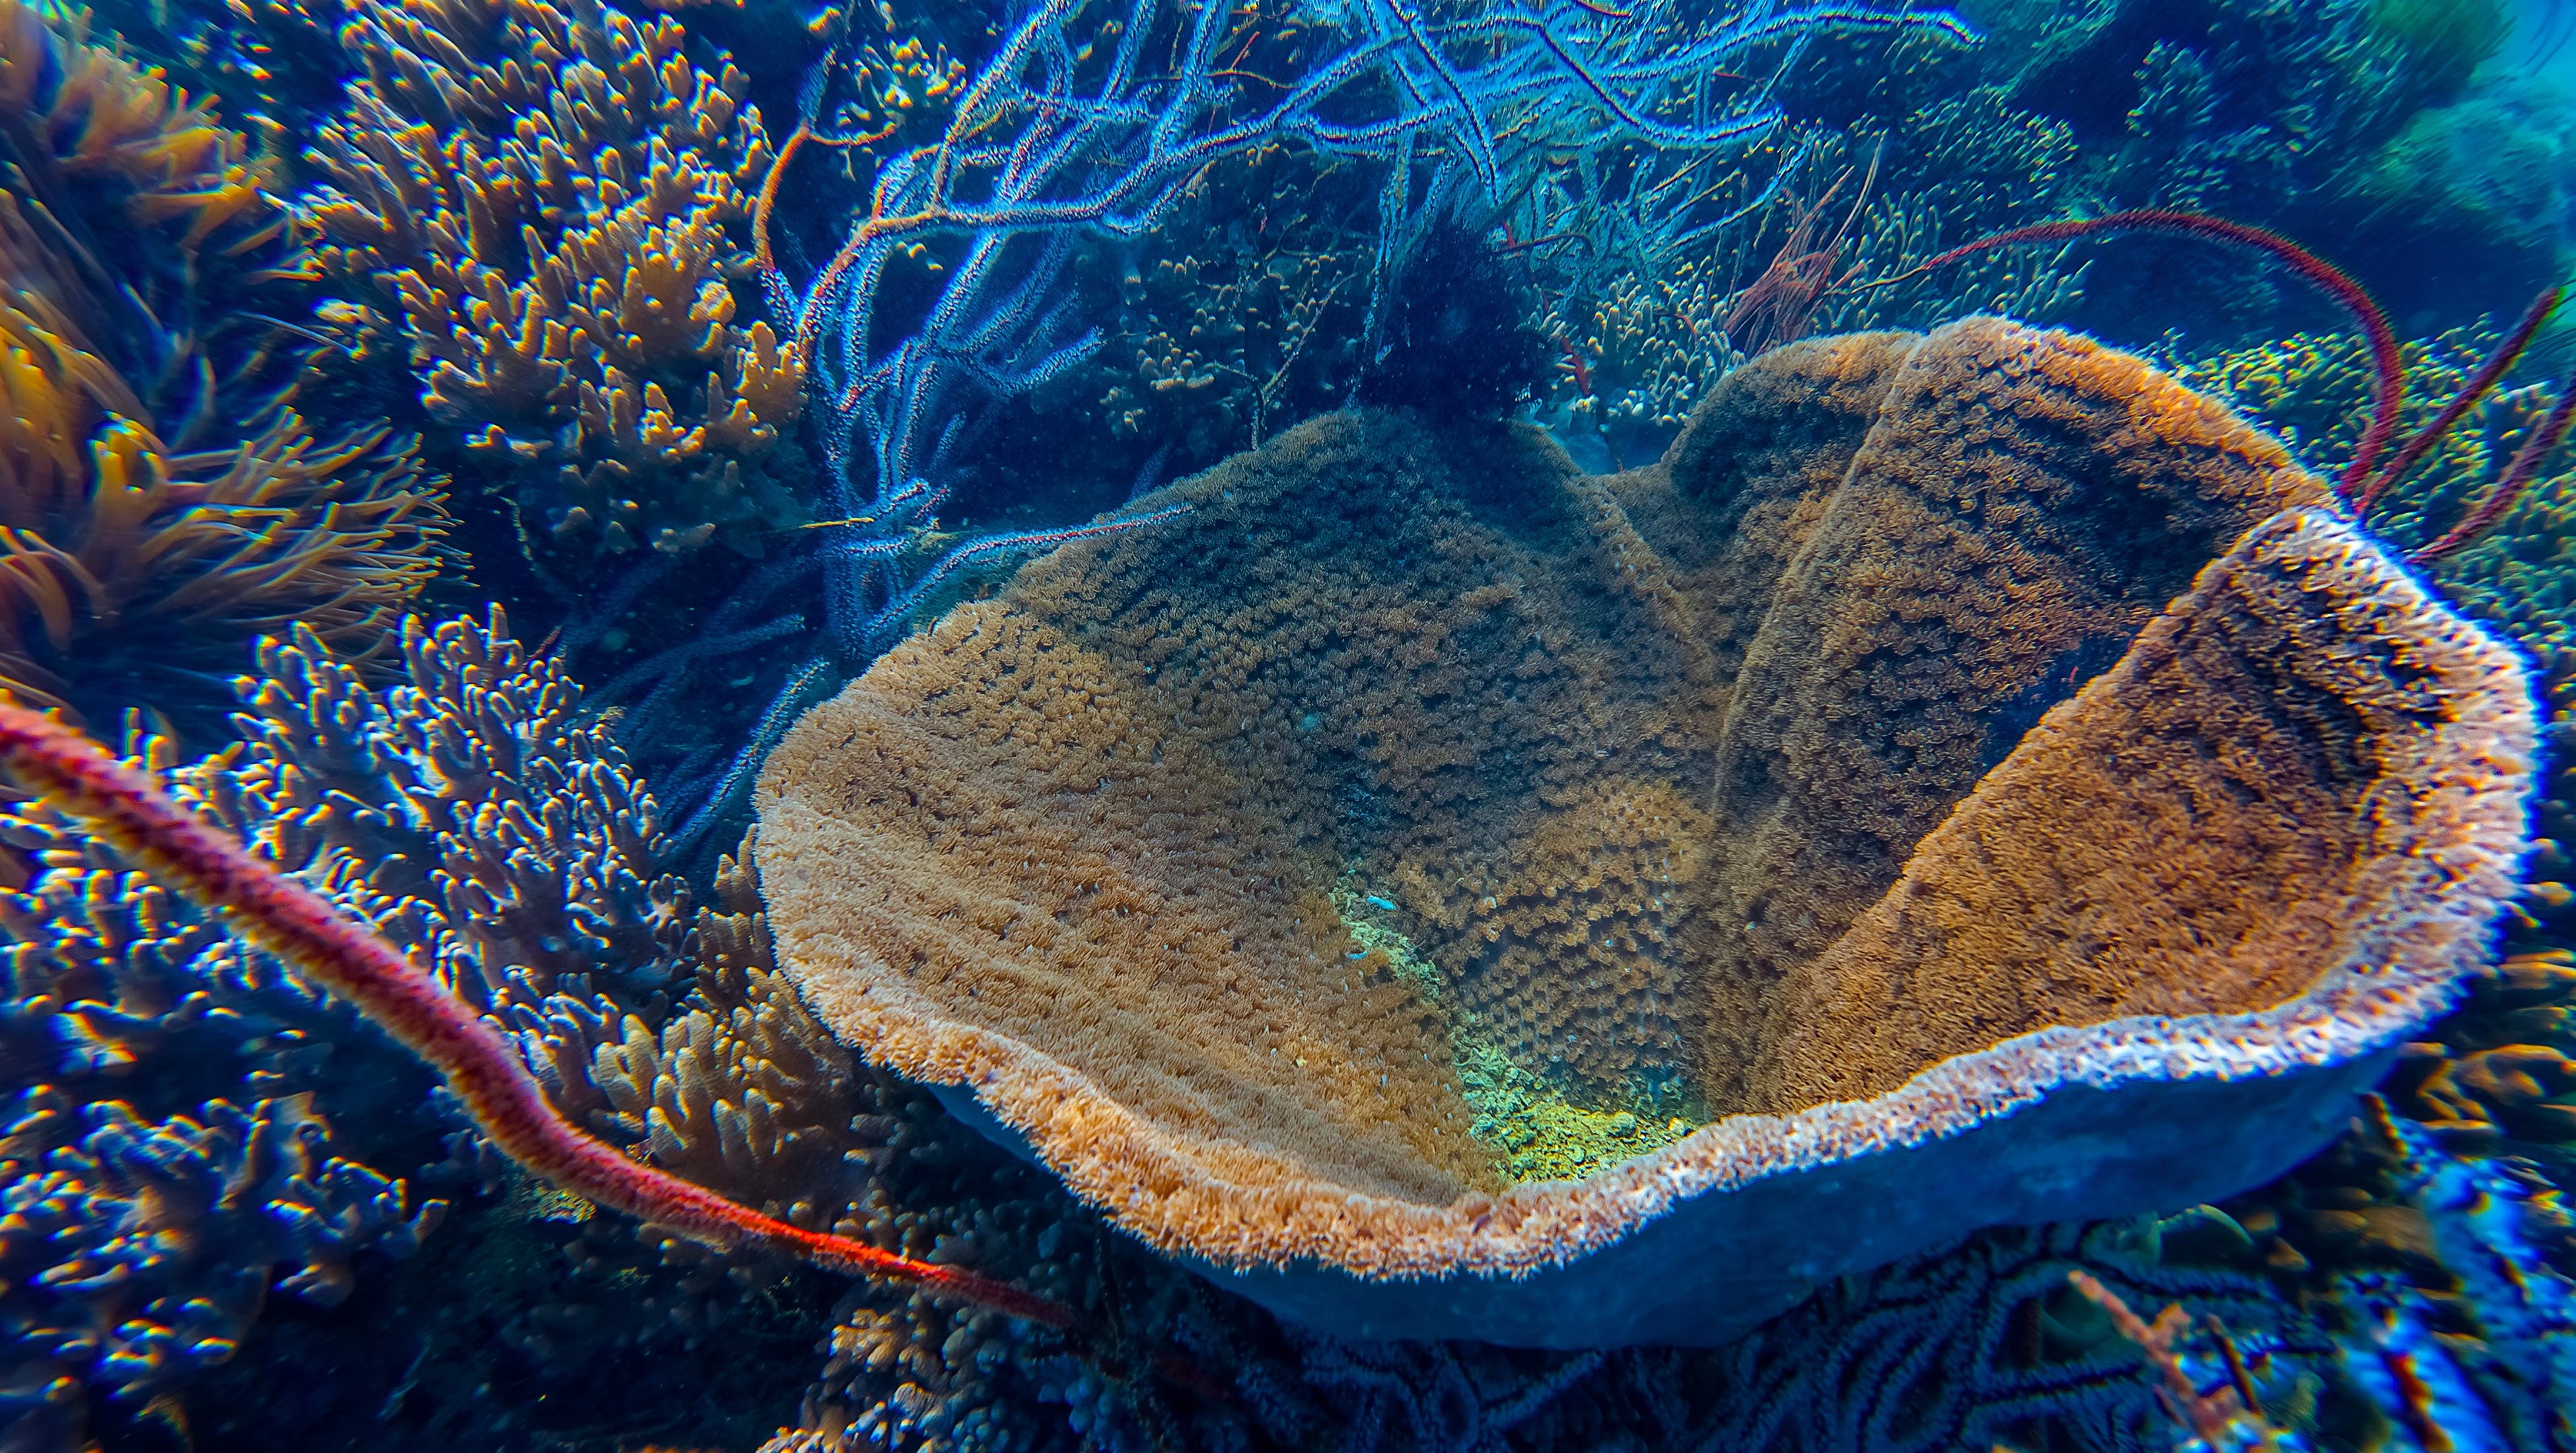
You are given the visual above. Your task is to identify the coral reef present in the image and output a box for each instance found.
[0,0,445,728]
[0,0,280,411]
[0,1091,441,1414]
[0,692,1082,1320]
[2174,319,2576,968]
[0,610,816,1437]
[766,0,1978,656]
[0,297,444,726]
[755,320,2531,1345]
[1549,93,2091,464]
[304,0,803,565]
[754,1175,2548,1453]
[1,0,2573,1440]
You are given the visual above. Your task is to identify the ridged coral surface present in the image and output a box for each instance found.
[756,319,2534,1345]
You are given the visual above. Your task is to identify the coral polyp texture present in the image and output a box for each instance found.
[304,0,801,561]
[755,318,2536,1347]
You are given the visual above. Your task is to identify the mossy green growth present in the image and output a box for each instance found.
[1334,881,1447,1003]
[1333,879,1705,1186]
[1452,1042,1701,1183]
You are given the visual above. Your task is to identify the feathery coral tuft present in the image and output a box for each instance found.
[0,0,446,728]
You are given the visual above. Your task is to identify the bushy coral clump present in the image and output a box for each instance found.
[304,0,805,565]
[0,0,447,730]
[0,610,713,1437]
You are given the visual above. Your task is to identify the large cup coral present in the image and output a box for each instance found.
[754,318,2536,1347]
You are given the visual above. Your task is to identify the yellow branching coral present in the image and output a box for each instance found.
[306,0,804,559]
[589,849,875,1232]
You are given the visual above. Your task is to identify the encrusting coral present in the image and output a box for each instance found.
[0,0,446,728]
[754,316,2534,1346]
[303,0,803,563]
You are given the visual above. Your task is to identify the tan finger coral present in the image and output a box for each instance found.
[304,0,801,561]
[755,318,2534,1347]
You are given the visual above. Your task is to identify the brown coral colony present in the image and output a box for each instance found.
[756,318,2534,1344]
[305,0,803,559]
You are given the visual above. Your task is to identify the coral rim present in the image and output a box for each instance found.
[762,506,2537,1288]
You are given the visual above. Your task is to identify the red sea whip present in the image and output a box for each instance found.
[1899,208,2408,501]
[0,700,1081,1331]
[1903,209,2572,559]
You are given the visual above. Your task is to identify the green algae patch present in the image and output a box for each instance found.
[1334,881,1447,1001]
[1333,879,1705,1186]
[1454,1042,1701,1182]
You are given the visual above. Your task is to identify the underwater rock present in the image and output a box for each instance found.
[754,318,2534,1347]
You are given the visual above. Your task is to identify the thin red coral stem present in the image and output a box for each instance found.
[1904,209,2404,501]
[0,701,1081,1332]
[2355,285,2564,515]
[2411,376,2576,565]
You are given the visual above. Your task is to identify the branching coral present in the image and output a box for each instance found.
[0,616,668,1425]
[304,0,803,563]
[1098,145,1373,459]
[589,851,875,1231]
[1,695,1078,1316]
[0,1090,443,1409]
[0,719,454,1430]
[1546,87,2088,464]
[0,603,1108,1436]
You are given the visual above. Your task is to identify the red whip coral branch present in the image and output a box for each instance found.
[2412,372,2576,565]
[1902,209,2404,501]
[0,700,1081,1331]
[2353,285,2563,514]
[2067,1271,2289,1451]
